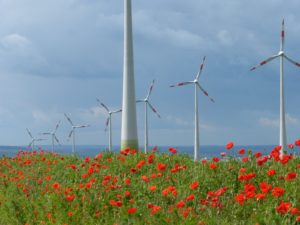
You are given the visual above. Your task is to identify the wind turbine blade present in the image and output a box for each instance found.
[64,113,74,126]
[196,56,206,80]
[147,102,161,118]
[283,55,300,67]
[111,109,122,114]
[281,19,285,51]
[26,128,33,139]
[146,79,155,99]
[54,120,61,133]
[170,81,194,88]
[77,125,90,128]
[250,54,279,71]
[40,132,51,135]
[68,130,73,139]
[136,100,144,103]
[96,99,109,113]
[54,135,60,145]
[28,140,34,147]
[104,117,110,131]
[36,138,46,141]
[197,83,215,103]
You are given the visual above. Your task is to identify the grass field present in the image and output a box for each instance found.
[0,142,300,225]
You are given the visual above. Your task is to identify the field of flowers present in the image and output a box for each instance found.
[0,141,300,225]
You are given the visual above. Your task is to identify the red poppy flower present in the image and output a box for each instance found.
[190,181,199,190]
[288,144,294,149]
[285,172,297,181]
[149,186,156,191]
[212,157,220,162]
[66,194,75,202]
[150,205,161,215]
[255,193,265,200]
[176,200,185,208]
[238,148,246,154]
[290,207,300,215]
[242,157,248,162]
[226,142,234,150]
[295,139,300,146]
[209,163,218,169]
[156,163,166,171]
[267,169,276,176]
[276,201,291,214]
[259,182,272,193]
[272,187,285,197]
[127,207,137,214]
[186,194,195,201]
[169,148,177,154]
[235,193,245,205]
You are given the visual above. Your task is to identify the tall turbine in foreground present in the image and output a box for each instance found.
[97,99,122,151]
[250,19,300,158]
[121,0,139,150]
[170,57,214,161]
[136,80,160,153]
[40,121,61,152]
[64,113,90,154]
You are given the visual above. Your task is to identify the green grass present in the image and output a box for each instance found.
[0,146,299,225]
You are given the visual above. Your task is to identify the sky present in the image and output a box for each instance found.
[0,0,300,147]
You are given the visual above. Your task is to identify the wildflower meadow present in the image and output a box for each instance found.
[0,141,300,224]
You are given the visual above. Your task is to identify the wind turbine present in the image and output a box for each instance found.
[40,121,61,152]
[26,128,46,151]
[121,0,139,150]
[250,19,300,158]
[136,80,160,153]
[170,56,214,161]
[96,99,122,151]
[64,113,90,154]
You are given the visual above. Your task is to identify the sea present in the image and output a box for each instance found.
[0,144,295,159]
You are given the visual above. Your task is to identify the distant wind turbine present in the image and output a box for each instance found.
[250,19,300,158]
[40,121,61,152]
[26,128,46,151]
[64,113,90,154]
[137,80,160,153]
[96,99,122,151]
[170,56,214,161]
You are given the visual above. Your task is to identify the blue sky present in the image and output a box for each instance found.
[0,0,299,147]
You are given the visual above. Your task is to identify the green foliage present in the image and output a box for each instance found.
[0,148,299,225]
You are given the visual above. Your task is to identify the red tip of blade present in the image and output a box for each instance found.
[250,67,256,71]
[200,64,204,70]
[296,63,300,67]
[281,31,285,38]
[204,92,208,96]
[178,83,184,86]
[260,61,267,66]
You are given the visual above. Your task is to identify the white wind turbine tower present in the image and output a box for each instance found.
[40,121,61,152]
[137,80,160,153]
[170,57,214,161]
[121,0,139,150]
[64,113,90,154]
[250,19,300,158]
[96,99,122,152]
[26,128,46,151]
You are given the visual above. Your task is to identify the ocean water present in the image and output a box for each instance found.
[0,144,294,159]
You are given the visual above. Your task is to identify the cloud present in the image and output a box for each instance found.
[259,114,300,127]
[0,33,48,75]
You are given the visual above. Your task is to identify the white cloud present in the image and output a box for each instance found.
[32,110,51,124]
[259,114,300,127]
[217,29,234,47]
